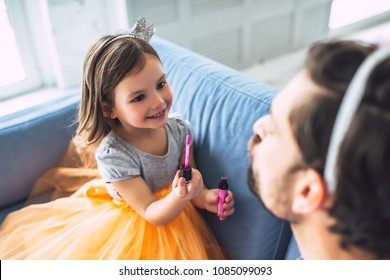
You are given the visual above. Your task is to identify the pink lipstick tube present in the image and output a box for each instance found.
[217,176,229,217]
[180,135,192,184]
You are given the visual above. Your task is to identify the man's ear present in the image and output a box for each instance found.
[102,102,115,119]
[292,169,326,214]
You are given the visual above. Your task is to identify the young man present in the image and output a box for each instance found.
[248,40,390,259]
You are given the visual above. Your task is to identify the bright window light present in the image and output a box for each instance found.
[0,0,26,87]
[329,0,390,29]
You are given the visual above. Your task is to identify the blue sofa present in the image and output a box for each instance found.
[0,36,300,260]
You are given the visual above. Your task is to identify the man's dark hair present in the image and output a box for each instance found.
[289,40,390,258]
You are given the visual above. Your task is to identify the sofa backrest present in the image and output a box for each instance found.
[151,37,293,259]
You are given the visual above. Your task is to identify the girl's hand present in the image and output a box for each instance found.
[203,189,235,221]
[172,169,204,200]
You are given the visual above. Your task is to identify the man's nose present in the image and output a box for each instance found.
[247,115,268,151]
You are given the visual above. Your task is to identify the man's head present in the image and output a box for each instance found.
[248,40,390,258]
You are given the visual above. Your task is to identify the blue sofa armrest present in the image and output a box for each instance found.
[151,37,294,259]
[0,94,80,221]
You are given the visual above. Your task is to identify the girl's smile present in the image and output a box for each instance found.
[146,108,166,120]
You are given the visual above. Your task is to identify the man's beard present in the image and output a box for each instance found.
[247,165,299,223]
[247,166,277,217]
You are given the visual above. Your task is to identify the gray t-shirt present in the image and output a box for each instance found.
[95,116,192,194]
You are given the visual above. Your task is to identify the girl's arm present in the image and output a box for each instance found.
[111,171,201,226]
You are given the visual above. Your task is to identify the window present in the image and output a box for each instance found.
[0,0,41,101]
[0,1,25,88]
[329,0,390,30]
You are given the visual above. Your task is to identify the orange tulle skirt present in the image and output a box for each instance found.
[0,179,225,260]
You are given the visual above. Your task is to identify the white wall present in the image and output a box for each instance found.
[126,0,332,68]
[39,0,332,88]
[30,0,127,89]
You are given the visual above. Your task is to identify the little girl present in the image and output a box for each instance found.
[0,17,234,260]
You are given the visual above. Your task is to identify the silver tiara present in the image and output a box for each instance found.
[103,16,155,48]
[84,17,155,88]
